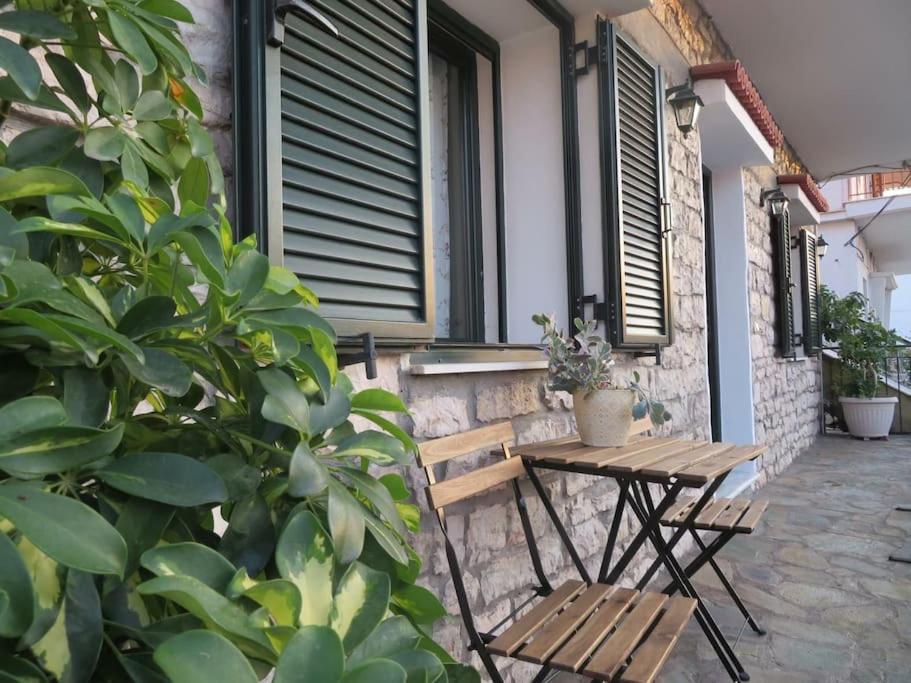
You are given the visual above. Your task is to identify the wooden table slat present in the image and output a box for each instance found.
[516,584,615,664]
[487,581,585,656]
[548,587,639,671]
[638,442,737,478]
[660,497,697,524]
[605,440,708,474]
[674,444,767,484]
[521,434,646,460]
[550,438,678,467]
[582,592,668,680]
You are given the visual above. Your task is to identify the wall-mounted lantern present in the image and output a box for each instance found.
[760,188,790,217]
[817,235,829,259]
[666,84,703,136]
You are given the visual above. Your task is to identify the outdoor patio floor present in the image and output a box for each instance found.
[553,434,911,682]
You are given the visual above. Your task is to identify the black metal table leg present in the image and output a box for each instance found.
[598,479,629,583]
[630,482,751,682]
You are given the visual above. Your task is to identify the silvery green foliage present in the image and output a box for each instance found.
[533,314,671,425]
[533,314,615,394]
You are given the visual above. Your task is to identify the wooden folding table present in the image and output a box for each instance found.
[514,434,767,682]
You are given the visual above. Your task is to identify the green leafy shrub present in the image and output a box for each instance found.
[819,285,901,398]
[0,2,472,681]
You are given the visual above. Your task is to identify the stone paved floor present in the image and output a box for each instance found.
[557,434,911,683]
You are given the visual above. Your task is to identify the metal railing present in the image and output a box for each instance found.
[821,343,911,434]
[846,171,911,201]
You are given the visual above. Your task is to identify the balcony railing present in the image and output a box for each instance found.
[846,171,911,201]
[822,343,911,434]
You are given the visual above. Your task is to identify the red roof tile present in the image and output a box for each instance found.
[691,60,784,148]
[777,173,830,213]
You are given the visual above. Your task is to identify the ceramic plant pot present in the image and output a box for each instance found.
[839,396,898,438]
[572,388,635,447]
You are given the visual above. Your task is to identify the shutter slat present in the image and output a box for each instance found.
[280,3,427,333]
[801,230,821,353]
[773,210,796,357]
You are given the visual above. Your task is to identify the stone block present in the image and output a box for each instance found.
[476,379,542,422]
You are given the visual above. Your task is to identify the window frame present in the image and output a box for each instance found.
[596,18,673,350]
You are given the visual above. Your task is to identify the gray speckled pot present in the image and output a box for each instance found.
[572,388,634,447]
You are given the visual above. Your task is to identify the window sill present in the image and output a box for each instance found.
[405,346,548,376]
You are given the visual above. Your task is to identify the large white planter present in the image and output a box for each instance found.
[839,396,898,438]
[572,389,634,447]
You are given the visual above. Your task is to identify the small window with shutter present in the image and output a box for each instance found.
[772,209,796,358]
[596,19,673,348]
[800,229,821,354]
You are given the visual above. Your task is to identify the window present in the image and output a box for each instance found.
[428,23,485,341]
[596,19,673,348]
[236,0,584,347]
[772,209,796,357]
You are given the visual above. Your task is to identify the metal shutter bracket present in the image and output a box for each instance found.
[267,0,337,46]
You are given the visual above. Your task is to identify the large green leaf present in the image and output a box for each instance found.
[309,387,352,435]
[259,368,310,434]
[0,532,34,638]
[45,54,89,114]
[172,225,224,287]
[120,346,192,396]
[0,484,126,576]
[62,368,109,427]
[0,167,91,202]
[275,625,344,683]
[114,497,174,582]
[288,443,328,498]
[140,542,235,593]
[351,389,408,413]
[0,396,67,439]
[108,11,157,75]
[0,655,47,683]
[116,296,177,338]
[96,452,227,507]
[138,0,195,23]
[276,510,334,627]
[84,127,126,161]
[342,659,407,683]
[391,585,447,627]
[243,579,301,627]
[227,249,269,308]
[390,650,445,683]
[334,431,408,465]
[0,35,40,99]
[0,10,77,39]
[6,126,79,169]
[137,575,276,662]
[177,156,209,206]
[349,616,421,666]
[0,423,124,477]
[331,562,391,652]
[238,307,336,342]
[328,481,366,565]
[31,570,102,683]
[218,494,275,577]
[153,631,257,683]
[339,467,406,536]
[133,90,171,120]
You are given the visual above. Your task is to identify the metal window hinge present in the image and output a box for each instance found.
[267,0,337,47]
[573,40,600,77]
[337,333,377,379]
[633,345,663,365]
[578,294,607,322]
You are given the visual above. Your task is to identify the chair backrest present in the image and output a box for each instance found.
[417,421,519,510]
[628,415,653,438]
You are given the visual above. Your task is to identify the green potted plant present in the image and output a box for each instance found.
[820,286,900,438]
[533,314,670,446]
[0,2,475,681]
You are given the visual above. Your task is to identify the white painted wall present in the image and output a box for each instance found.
[892,275,911,339]
[501,24,568,343]
[818,220,870,298]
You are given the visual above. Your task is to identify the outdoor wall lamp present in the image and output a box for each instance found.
[760,188,790,217]
[817,235,829,258]
[666,84,703,136]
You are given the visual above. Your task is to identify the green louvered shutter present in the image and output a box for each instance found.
[773,209,796,357]
[800,229,821,354]
[597,19,672,347]
[272,0,432,339]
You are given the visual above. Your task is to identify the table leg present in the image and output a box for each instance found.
[630,481,750,682]
[597,479,629,583]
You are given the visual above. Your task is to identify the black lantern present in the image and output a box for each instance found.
[817,235,829,259]
[666,84,703,136]
[760,188,790,217]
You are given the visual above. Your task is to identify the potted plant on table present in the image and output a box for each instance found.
[534,314,670,447]
[820,286,900,439]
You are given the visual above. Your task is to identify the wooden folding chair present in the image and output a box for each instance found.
[419,422,697,683]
